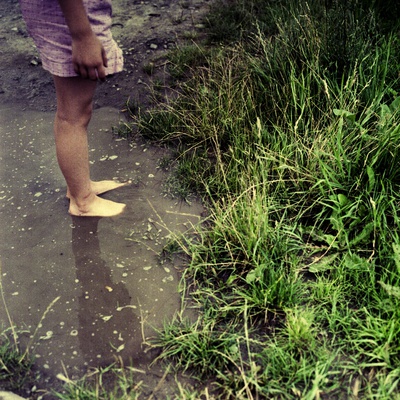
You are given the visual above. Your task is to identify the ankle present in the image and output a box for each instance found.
[70,191,96,213]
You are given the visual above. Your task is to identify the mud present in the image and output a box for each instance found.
[0,0,210,398]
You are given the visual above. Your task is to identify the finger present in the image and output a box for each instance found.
[78,65,89,80]
[88,67,98,81]
[102,47,108,68]
[73,61,80,76]
[97,65,106,81]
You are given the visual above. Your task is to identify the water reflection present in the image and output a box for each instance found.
[71,217,143,367]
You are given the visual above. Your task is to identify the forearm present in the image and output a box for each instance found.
[57,0,93,39]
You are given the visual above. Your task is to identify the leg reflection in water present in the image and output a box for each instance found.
[71,216,143,367]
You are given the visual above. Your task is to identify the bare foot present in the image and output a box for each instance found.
[69,194,126,217]
[66,180,130,199]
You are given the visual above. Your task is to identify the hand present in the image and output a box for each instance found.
[71,33,108,81]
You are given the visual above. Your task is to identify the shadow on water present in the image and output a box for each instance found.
[72,216,143,367]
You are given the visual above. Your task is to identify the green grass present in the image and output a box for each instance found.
[123,0,400,398]
[0,260,39,395]
[53,363,142,400]
[0,327,36,393]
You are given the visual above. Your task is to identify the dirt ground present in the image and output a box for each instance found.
[0,0,211,111]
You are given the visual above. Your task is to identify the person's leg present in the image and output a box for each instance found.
[53,76,126,217]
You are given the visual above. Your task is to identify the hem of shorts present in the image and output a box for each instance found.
[42,60,124,78]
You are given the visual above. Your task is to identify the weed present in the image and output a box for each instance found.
[0,328,36,392]
[54,362,143,400]
[167,43,209,81]
[142,62,154,76]
[0,260,47,395]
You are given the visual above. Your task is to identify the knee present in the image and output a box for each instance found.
[53,76,96,129]
[56,100,93,129]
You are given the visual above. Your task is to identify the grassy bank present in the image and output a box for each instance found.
[129,0,400,398]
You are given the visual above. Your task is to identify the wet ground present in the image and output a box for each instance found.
[0,0,210,397]
[0,106,204,397]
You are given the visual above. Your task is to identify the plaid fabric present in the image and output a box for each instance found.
[20,0,123,77]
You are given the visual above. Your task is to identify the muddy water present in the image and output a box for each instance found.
[0,106,203,393]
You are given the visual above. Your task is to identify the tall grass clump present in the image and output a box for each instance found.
[0,327,36,393]
[0,260,39,396]
[126,0,400,397]
[53,364,142,400]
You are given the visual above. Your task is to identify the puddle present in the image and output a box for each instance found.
[0,106,203,394]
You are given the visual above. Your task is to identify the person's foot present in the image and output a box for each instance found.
[69,194,126,217]
[66,180,130,199]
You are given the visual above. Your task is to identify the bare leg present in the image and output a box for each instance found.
[53,76,126,217]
